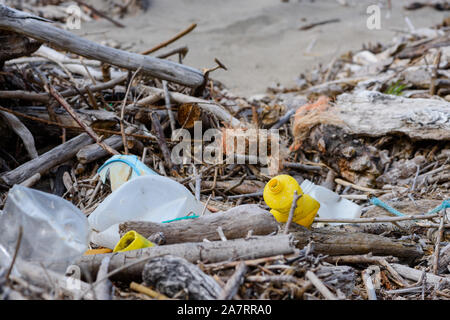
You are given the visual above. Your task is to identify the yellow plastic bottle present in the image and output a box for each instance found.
[263,175,320,229]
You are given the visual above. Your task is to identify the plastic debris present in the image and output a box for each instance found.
[0,185,89,275]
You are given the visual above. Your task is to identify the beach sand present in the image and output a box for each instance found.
[77,0,447,96]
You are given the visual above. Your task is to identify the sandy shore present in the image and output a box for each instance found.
[78,0,447,96]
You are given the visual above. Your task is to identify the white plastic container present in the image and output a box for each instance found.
[300,179,361,222]
[88,175,208,249]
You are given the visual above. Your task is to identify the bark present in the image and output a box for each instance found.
[289,224,423,262]
[119,204,278,244]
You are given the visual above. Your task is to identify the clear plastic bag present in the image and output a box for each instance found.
[0,185,89,275]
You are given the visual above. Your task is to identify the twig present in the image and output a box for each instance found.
[430,49,442,96]
[5,226,23,283]
[130,282,170,300]
[156,46,188,60]
[150,112,173,169]
[432,211,446,274]
[162,80,176,134]
[314,213,439,224]
[305,270,337,300]
[120,68,141,155]
[335,178,381,194]
[299,18,341,31]
[73,0,125,28]
[0,105,156,141]
[19,172,41,188]
[283,162,322,172]
[48,86,119,156]
[284,191,302,234]
[218,261,248,300]
[141,23,197,55]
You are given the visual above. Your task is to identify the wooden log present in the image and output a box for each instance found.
[119,204,279,244]
[74,234,296,281]
[0,5,204,88]
[289,224,423,261]
[0,133,93,186]
[142,255,223,300]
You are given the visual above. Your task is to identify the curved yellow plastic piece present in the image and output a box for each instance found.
[113,230,154,253]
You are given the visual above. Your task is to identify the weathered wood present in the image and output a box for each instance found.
[201,180,265,195]
[289,224,423,261]
[141,85,243,127]
[0,133,93,186]
[315,265,356,298]
[142,255,222,300]
[119,205,279,244]
[292,90,450,186]
[0,5,204,87]
[218,261,248,300]
[18,261,94,300]
[9,106,118,137]
[75,234,296,281]
[391,263,450,287]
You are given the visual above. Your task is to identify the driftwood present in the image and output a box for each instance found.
[75,234,296,281]
[315,265,356,298]
[0,73,128,103]
[289,224,423,261]
[201,180,264,195]
[0,5,204,88]
[218,261,248,300]
[18,261,94,300]
[119,205,278,244]
[391,263,450,287]
[142,255,223,300]
[121,205,424,261]
[0,133,93,186]
[140,85,242,127]
[292,90,450,186]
